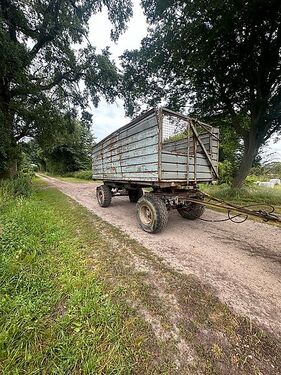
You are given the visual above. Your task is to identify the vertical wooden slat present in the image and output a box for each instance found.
[186,120,190,184]
[194,130,197,183]
[158,108,163,182]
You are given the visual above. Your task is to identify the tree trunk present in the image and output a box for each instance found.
[0,79,19,179]
[232,129,258,188]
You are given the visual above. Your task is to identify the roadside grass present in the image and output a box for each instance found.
[62,170,93,180]
[52,176,93,183]
[0,180,161,374]
[42,172,93,183]
[43,170,93,182]
[201,184,281,216]
[1,179,280,374]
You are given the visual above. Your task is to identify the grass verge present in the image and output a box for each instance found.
[0,180,160,374]
[1,179,280,374]
[201,184,281,217]
[43,170,93,182]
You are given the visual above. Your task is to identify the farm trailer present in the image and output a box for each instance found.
[92,107,220,233]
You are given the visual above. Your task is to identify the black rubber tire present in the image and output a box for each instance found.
[96,185,112,207]
[177,201,205,220]
[128,188,143,203]
[136,194,168,233]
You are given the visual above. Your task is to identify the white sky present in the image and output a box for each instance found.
[88,1,281,161]
[88,0,147,142]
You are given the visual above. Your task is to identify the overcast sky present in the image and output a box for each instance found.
[88,1,281,161]
[88,1,147,142]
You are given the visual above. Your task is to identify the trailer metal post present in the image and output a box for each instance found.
[186,120,190,185]
[158,108,163,183]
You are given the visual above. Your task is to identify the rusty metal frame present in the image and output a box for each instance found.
[152,189,281,224]
[186,120,190,185]
[160,107,219,182]
[157,107,163,183]
[189,120,219,179]
[187,194,281,224]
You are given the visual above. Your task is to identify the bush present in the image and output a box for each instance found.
[0,173,33,198]
[218,160,235,184]
[63,170,92,180]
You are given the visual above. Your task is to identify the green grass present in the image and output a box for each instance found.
[0,181,154,374]
[54,176,94,183]
[201,184,281,214]
[61,170,93,180]
[1,178,280,374]
[40,172,93,183]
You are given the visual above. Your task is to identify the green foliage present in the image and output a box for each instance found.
[0,0,133,176]
[122,0,281,186]
[0,182,147,373]
[265,161,281,176]
[44,123,94,174]
[63,170,93,180]
[218,161,235,185]
[0,173,33,198]
[26,121,94,175]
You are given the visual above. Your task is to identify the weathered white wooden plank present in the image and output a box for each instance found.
[93,171,158,181]
[93,162,158,174]
[161,163,211,173]
[93,113,158,152]
[93,129,158,157]
[93,154,158,169]
[161,171,212,180]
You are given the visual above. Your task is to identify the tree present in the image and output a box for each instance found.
[121,0,281,187]
[42,120,94,174]
[0,0,132,177]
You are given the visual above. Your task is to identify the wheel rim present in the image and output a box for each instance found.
[97,189,104,204]
[139,204,153,226]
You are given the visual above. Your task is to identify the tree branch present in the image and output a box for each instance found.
[10,70,83,97]
[28,1,61,60]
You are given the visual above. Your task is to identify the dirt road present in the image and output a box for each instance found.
[40,175,281,337]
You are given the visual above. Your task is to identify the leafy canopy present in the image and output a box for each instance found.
[122,0,281,185]
[0,0,132,174]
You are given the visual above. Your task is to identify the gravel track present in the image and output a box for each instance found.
[40,175,281,337]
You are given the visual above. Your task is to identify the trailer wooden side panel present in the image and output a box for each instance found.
[92,112,160,182]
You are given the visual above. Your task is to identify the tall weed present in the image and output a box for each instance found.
[0,173,33,199]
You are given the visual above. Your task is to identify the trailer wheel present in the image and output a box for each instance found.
[177,201,205,220]
[128,188,143,203]
[136,194,168,233]
[96,185,112,207]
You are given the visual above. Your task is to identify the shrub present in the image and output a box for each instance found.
[63,170,92,180]
[218,160,235,184]
[0,173,33,198]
